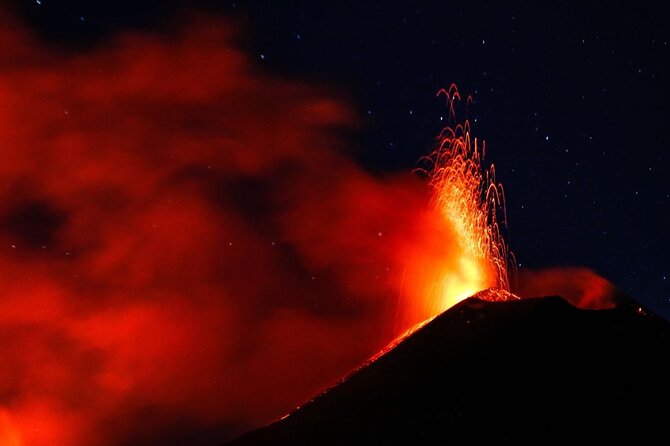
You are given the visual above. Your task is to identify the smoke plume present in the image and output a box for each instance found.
[0,15,464,445]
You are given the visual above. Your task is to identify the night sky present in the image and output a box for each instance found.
[234,2,670,320]
[19,0,668,317]
[0,1,668,444]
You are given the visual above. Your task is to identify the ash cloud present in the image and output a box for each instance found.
[514,267,620,309]
[0,16,440,445]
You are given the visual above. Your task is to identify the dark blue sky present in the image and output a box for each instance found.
[18,1,670,318]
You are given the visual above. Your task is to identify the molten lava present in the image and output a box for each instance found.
[401,85,514,326]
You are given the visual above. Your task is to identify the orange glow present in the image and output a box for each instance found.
[0,411,20,446]
[400,85,513,326]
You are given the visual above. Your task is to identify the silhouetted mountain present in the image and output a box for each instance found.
[228,292,669,444]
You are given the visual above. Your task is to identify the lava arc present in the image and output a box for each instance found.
[403,85,515,326]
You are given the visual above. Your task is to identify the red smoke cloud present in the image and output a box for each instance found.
[0,15,455,445]
[513,267,620,309]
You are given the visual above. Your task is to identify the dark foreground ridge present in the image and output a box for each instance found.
[228,294,669,444]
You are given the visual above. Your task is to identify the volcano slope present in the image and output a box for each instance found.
[228,292,669,444]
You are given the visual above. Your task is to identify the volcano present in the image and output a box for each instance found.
[228,290,669,444]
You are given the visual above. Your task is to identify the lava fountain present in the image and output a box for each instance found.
[403,85,515,326]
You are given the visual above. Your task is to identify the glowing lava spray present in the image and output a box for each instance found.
[405,85,515,327]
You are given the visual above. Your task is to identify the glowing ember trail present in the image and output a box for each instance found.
[405,84,515,325]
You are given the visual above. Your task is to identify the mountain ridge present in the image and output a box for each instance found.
[228,293,669,445]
